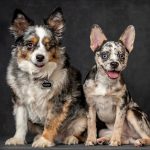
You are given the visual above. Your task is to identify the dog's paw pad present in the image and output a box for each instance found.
[134,139,145,147]
[97,137,110,145]
[32,136,55,148]
[5,137,25,145]
[64,136,79,145]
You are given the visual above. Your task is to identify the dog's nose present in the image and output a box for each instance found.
[36,54,45,62]
[110,62,119,69]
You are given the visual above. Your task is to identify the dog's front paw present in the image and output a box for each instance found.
[32,136,55,148]
[64,135,79,145]
[85,137,97,146]
[134,139,145,147]
[110,136,121,146]
[5,137,25,145]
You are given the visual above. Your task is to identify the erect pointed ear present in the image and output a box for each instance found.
[119,25,135,53]
[44,7,65,39]
[90,24,107,52]
[10,9,34,39]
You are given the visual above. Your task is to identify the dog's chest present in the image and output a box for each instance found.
[93,82,117,124]
[95,95,116,124]
[21,80,52,124]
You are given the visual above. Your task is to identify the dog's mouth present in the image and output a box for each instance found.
[34,63,45,68]
[100,65,120,79]
[106,71,120,79]
[32,62,45,68]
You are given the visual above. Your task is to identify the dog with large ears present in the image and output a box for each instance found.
[84,24,150,146]
[5,7,87,147]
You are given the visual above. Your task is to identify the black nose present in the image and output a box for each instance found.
[110,62,119,69]
[36,54,45,62]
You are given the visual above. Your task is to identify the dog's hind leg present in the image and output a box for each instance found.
[127,109,150,146]
[63,117,87,145]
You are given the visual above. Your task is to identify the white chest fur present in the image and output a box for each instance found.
[21,80,50,124]
[84,78,118,124]
[94,95,116,124]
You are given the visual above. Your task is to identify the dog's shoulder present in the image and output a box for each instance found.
[84,65,97,82]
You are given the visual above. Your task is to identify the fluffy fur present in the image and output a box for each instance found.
[84,25,150,146]
[5,8,87,147]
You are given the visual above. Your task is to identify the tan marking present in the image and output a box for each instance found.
[17,48,31,61]
[42,101,71,142]
[30,36,39,45]
[48,47,61,63]
[43,37,50,44]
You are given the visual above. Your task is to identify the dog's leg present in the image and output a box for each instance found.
[85,105,97,146]
[127,109,150,146]
[110,103,126,146]
[32,101,71,148]
[63,116,87,145]
[5,105,28,145]
[28,120,43,142]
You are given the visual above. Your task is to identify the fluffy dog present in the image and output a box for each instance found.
[5,8,87,147]
[84,25,150,146]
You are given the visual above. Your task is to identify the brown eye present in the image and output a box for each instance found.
[26,42,34,50]
[46,42,56,51]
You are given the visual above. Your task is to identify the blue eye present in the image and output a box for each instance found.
[100,52,109,60]
[118,53,125,60]
[102,54,107,59]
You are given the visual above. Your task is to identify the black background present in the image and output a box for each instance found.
[0,0,150,138]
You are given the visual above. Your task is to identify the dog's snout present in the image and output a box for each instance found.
[36,54,45,62]
[110,62,119,69]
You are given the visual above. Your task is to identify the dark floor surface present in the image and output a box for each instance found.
[1,137,150,150]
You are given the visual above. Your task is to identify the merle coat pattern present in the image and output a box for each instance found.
[5,8,87,148]
[84,25,150,146]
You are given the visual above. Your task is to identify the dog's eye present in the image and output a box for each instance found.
[26,42,34,50]
[45,41,56,51]
[118,53,125,60]
[101,52,108,60]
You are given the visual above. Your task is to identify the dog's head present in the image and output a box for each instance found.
[90,24,135,79]
[10,7,65,74]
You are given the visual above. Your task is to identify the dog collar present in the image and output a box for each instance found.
[34,77,53,89]
[42,79,52,88]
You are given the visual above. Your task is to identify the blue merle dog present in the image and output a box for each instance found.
[5,8,87,148]
[84,25,150,146]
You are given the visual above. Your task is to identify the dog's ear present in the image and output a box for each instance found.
[90,24,107,52]
[119,25,135,53]
[44,7,65,39]
[10,9,33,39]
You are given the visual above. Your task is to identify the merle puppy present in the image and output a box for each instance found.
[84,25,150,146]
[5,8,87,148]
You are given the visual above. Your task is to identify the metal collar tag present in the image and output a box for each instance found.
[42,79,52,88]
